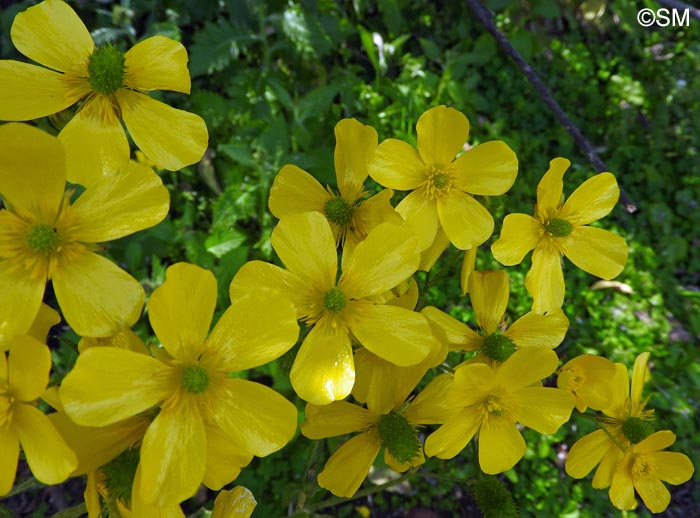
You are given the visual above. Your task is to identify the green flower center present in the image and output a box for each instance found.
[377,412,421,464]
[472,476,518,518]
[26,224,60,253]
[432,173,449,188]
[544,218,573,237]
[323,196,353,226]
[102,448,139,506]
[323,287,346,312]
[621,416,654,444]
[482,333,516,362]
[181,365,210,394]
[88,45,126,94]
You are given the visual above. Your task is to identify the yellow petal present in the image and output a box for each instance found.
[609,459,637,510]
[203,424,253,491]
[495,348,559,391]
[469,270,509,334]
[559,226,628,280]
[346,188,403,261]
[0,61,85,120]
[369,138,426,190]
[268,164,330,219]
[117,89,208,170]
[651,451,695,485]
[635,477,670,514]
[421,306,482,352]
[452,363,495,405]
[84,471,100,518]
[593,444,624,489]
[12,403,77,484]
[212,486,257,518]
[8,336,50,401]
[0,262,45,350]
[525,242,564,314]
[491,213,543,266]
[334,118,377,202]
[385,446,424,473]
[419,227,450,272]
[290,323,354,405]
[504,309,569,349]
[0,427,19,496]
[53,248,144,337]
[558,354,615,412]
[26,304,60,345]
[139,396,206,505]
[351,348,393,412]
[460,246,478,296]
[536,157,570,221]
[510,387,573,433]
[557,173,619,226]
[565,429,610,478]
[630,351,651,410]
[437,190,494,250]
[318,431,380,498]
[416,106,469,166]
[149,262,216,363]
[478,414,525,474]
[453,141,518,195]
[78,326,149,355]
[11,0,93,73]
[405,373,456,425]
[396,188,439,250]
[131,465,187,518]
[302,401,376,439]
[60,347,173,426]
[424,408,481,459]
[635,429,675,453]
[124,36,191,93]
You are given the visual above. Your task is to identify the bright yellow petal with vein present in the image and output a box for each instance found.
[0,262,45,351]
[290,323,354,404]
[271,212,337,287]
[302,401,376,439]
[340,223,419,299]
[460,246,477,295]
[405,373,456,424]
[565,429,609,478]
[268,164,330,219]
[479,415,525,474]
[0,62,84,120]
[334,118,377,202]
[631,352,651,410]
[318,431,380,497]
[495,348,559,391]
[416,106,469,166]
[651,451,695,484]
[8,336,50,402]
[369,139,426,189]
[419,227,449,272]
[511,387,572,433]
[453,141,518,195]
[131,466,186,518]
[0,427,19,496]
[424,409,481,459]
[491,213,543,266]
[60,347,173,426]
[536,157,570,221]
[349,305,432,367]
[635,477,670,513]
[437,190,494,250]
[140,396,206,505]
[469,270,509,334]
[636,430,675,453]
[421,306,481,351]
[53,248,144,338]
[396,188,439,250]
[26,304,60,346]
[558,173,619,226]
[351,348,393,411]
[559,226,627,280]
[204,424,253,491]
[452,363,494,405]
[212,487,257,518]
[117,89,208,170]
[504,309,568,349]
[124,36,191,93]
[11,0,93,73]
[13,404,77,484]
[525,243,564,313]
[609,459,637,510]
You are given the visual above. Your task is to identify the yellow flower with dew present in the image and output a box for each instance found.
[212,486,257,518]
[558,354,617,412]
[565,352,656,489]
[422,270,569,364]
[608,430,694,513]
[491,157,628,313]
[229,212,437,404]
[368,105,518,251]
[0,123,169,338]
[60,263,298,506]
[0,336,77,495]
[0,0,208,186]
[424,348,573,474]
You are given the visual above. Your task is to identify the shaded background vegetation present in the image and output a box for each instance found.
[1,0,699,516]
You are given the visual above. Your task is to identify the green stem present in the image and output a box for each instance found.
[2,477,41,499]
[50,503,86,518]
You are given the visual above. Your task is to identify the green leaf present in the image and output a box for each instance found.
[190,19,257,77]
[205,228,246,258]
[419,37,442,62]
[358,25,380,75]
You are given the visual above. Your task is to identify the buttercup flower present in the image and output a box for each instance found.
[0,0,208,185]
[0,123,169,337]
[558,354,616,412]
[491,157,628,313]
[212,486,257,518]
[368,105,517,251]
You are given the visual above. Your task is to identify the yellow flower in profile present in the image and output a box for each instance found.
[491,157,628,313]
[0,123,169,337]
[424,348,573,474]
[229,212,437,405]
[60,263,298,506]
[0,336,77,495]
[557,354,617,412]
[608,430,694,513]
[212,486,257,518]
[368,105,518,251]
[269,118,401,259]
[0,0,208,185]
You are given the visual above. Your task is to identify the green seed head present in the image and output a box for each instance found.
[377,412,422,464]
[472,476,519,518]
[622,416,654,444]
[181,365,210,394]
[88,45,126,94]
[544,218,573,237]
[323,196,353,226]
[323,287,346,312]
[482,333,516,362]
[432,173,449,188]
[26,224,60,253]
[102,448,139,506]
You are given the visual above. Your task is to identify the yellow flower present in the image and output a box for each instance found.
[0,336,77,495]
[565,352,655,489]
[60,263,298,506]
[1,303,59,352]
[608,430,694,513]
[491,157,628,313]
[368,105,518,251]
[212,486,257,518]
[269,118,401,260]
[422,270,569,364]
[0,0,208,185]
[229,212,437,404]
[557,354,617,412]
[0,123,169,337]
[424,348,573,474]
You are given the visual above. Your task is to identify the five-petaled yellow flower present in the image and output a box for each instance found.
[368,105,518,251]
[491,157,628,313]
[0,0,208,186]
